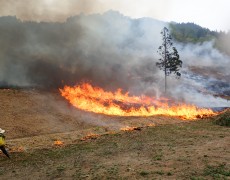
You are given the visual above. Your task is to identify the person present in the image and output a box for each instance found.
[0,128,10,158]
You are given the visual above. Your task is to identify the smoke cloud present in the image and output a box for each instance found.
[0,0,96,22]
[0,11,165,91]
[0,11,229,107]
[0,0,169,23]
[167,41,230,107]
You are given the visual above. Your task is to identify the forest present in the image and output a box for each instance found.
[170,22,230,56]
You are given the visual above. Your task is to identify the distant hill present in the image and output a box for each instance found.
[169,22,230,56]
[169,22,218,43]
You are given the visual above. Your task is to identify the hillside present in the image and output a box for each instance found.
[0,89,229,179]
[0,89,183,139]
[170,22,230,56]
[170,22,217,43]
[0,12,229,91]
[0,12,230,179]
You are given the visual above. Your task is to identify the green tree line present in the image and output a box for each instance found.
[169,22,230,56]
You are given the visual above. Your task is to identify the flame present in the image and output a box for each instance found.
[54,140,64,146]
[120,126,136,131]
[147,123,156,127]
[120,126,142,131]
[9,146,25,152]
[60,83,216,120]
[80,133,100,141]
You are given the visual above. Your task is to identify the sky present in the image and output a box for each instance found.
[0,0,229,31]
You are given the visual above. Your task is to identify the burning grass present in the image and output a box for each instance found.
[60,83,216,120]
[80,133,100,141]
[120,126,142,131]
[53,140,64,146]
[8,146,25,153]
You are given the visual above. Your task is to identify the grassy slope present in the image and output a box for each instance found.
[0,117,229,179]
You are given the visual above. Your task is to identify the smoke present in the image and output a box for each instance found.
[0,0,169,23]
[0,11,165,91]
[168,41,230,107]
[0,11,229,107]
[28,91,123,131]
[0,0,97,22]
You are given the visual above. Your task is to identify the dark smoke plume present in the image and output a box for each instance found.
[0,11,165,92]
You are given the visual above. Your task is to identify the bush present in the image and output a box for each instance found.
[215,111,230,127]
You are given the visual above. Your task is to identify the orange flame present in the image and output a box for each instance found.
[9,146,25,152]
[80,133,100,141]
[120,126,142,131]
[120,126,135,131]
[54,140,64,146]
[60,83,216,120]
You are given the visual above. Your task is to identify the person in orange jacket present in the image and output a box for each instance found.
[0,128,10,158]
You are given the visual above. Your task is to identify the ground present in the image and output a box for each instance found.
[0,89,229,179]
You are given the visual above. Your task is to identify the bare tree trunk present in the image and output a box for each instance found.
[165,72,167,93]
[164,28,167,93]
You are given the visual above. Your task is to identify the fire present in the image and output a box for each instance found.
[54,140,64,146]
[9,146,25,152]
[60,83,216,120]
[120,126,136,131]
[120,126,142,131]
[80,133,100,141]
[147,123,156,127]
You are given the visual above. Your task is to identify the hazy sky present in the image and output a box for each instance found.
[0,0,229,31]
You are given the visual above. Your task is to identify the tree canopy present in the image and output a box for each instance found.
[156,27,182,93]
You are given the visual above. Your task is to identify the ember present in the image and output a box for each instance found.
[54,140,64,146]
[120,126,142,131]
[80,133,100,141]
[147,123,156,127]
[60,83,216,120]
[9,146,25,153]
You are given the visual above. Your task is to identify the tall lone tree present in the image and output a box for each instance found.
[156,27,182,93]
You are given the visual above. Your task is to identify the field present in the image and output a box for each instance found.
[0,89,229,179]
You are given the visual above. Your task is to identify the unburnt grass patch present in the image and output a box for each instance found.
[215,109,230,127]
[0,114,229,179]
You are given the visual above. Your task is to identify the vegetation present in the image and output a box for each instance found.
[0,115,229,179]
[215,110,230,127]
[170,22,230,57]
[204,164,230,178]
[157,27,182,93]
[169,22,217,43]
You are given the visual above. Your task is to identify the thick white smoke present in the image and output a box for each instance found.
[170,41,230,107]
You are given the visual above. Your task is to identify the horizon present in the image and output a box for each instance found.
[0,0,229,32]
[0,10,226,33]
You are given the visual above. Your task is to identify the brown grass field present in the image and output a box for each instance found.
[0,89,229,179]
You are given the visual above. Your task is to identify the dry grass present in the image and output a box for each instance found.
[215,109,230,127]
[0,89,229,179]
[0,117,229,179]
